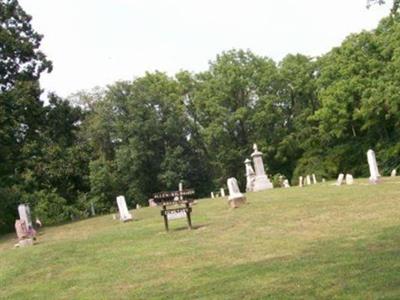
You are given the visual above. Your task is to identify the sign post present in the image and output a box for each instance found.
[153,189,195,231]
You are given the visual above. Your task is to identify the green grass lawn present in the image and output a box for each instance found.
[1,178,400,299]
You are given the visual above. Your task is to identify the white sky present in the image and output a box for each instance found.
[19,0,391,98]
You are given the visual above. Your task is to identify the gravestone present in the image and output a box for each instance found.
[322,178,326,183]
[244,158,256,192]
[211,192,215,199]
[312,174,317,184]
[299,176,303,187]
[116,196,133,222]
[18,204,32,229]
[336,173,344,186]
[148,198,157,207]
[220,188,225,197]
[15,220,28,240]
[227,177,246,208]
[283,179,290,188]
[345,174,354,185]
[306,175,311,185]
[391,169,397,177]
[245,144,273,192]
[367,149,380,183]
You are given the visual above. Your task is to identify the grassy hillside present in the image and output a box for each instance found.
[1,178,400,299]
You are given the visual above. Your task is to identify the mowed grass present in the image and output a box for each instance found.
[1,178,400,299]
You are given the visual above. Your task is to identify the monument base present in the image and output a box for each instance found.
[120,214,133,222]
[252,175,273,191]
[228,196,246,208]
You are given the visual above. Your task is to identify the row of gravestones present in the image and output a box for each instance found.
[14,148,397,242]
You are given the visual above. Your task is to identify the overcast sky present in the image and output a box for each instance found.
[19,0,391,98]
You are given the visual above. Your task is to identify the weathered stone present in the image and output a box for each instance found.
[306,175,311,185]
[283,179,290,188]
[336,173,344,186]
[227,177,246,208]
[220,188,226,197]
[367,149,380,183]
[391,169,397,177]
[15,220,28,240]
[245,144,273,192]
[116,196,133,222]
[312,174,317,184]
[299,176,303,187]
[345,174,354,185]
[18,204,32,229]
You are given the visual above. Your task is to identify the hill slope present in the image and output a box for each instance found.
[1,178,400,299]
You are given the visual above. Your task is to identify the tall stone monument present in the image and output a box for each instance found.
[116,196,133,222]
[245,144,273,192]
[367,149,380,183]
[227,177,246,208]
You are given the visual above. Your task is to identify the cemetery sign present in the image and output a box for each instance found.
[153,189,196,231]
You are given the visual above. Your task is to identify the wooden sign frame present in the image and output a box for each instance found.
[153,189,195,231]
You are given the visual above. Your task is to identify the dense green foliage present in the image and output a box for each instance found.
[1,0,400,232]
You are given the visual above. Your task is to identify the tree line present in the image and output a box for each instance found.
[1,0,400,233]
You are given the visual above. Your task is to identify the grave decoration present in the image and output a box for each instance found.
[153,189,196,231]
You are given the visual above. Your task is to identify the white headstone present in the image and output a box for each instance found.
[283,179,290,188]
[211,192,215,199]
[116,196,133,222]
[312,174,317,184]
[18,204,32,229]
[306,175,311,185]
[220,188,225,197]
[345,174,354,185]
[391,169,397,177]
[248,144,273,191]
[227,177,246,208]
[299,176,303,187]
[367,149,380,183]
[336,173,344,186]
[322,178,326,183]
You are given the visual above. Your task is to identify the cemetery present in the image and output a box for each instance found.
[2,0,400,299]
[1,175,400,299]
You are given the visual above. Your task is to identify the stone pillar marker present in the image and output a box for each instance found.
[312,174,317,184]
[116,196,133,222]
[211,192,215,199]
[391,169,397,177]
[299,176,303,187]
[227,177,246,208]
[367,149,380,183]
[306,175,311,185]
[248,144,273,191]
[220,188,225,197]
